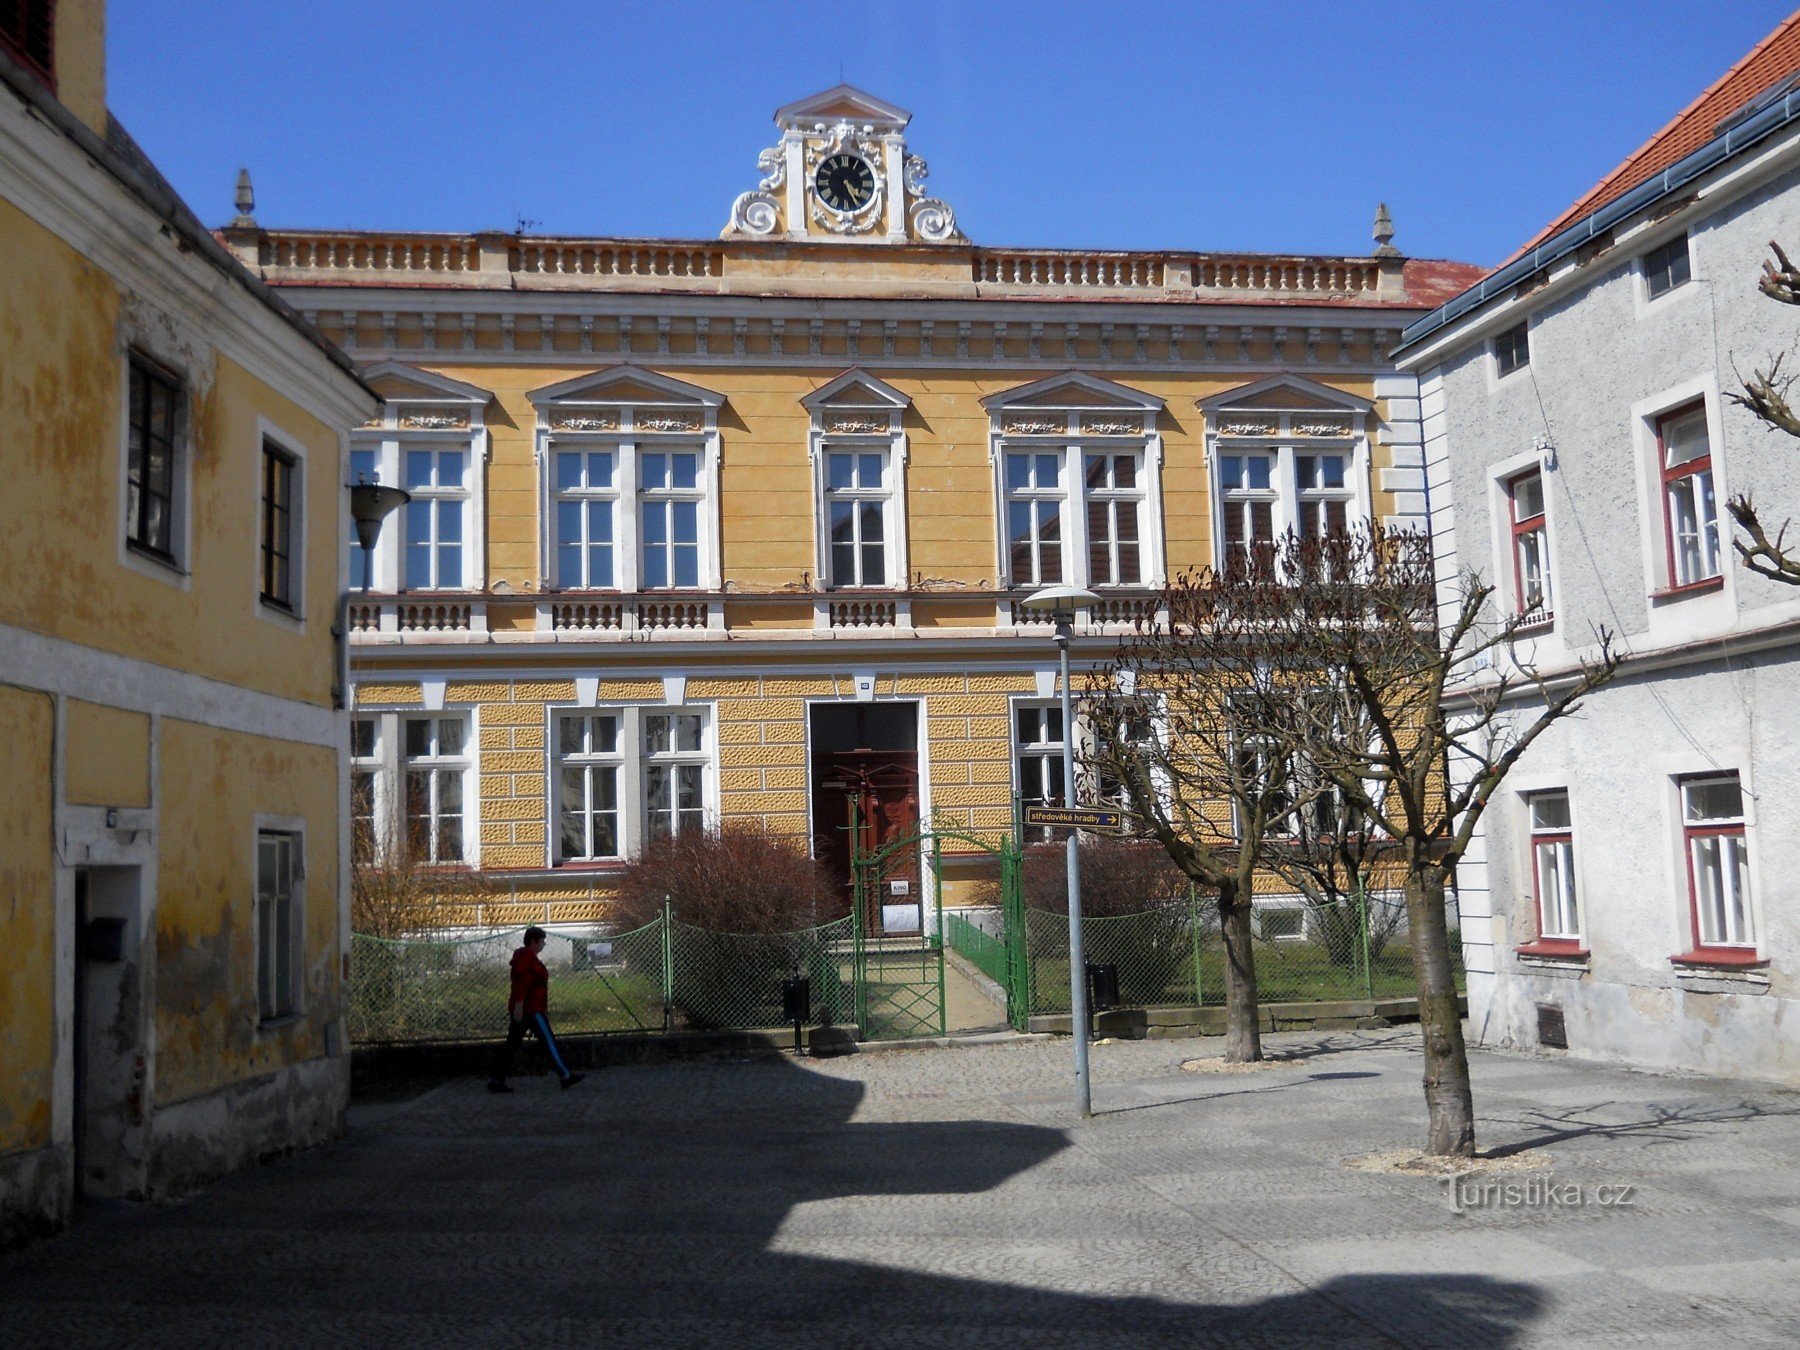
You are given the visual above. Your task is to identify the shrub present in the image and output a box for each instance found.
[609,823,842,934]
[1017,836,1194,916]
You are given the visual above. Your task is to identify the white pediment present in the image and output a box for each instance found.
[361,361,492,406]
[982,372,1164,413]
[1198,375,1374,415]
[801,369,911,412]
[775,84,911,131]
[528,366,725,410]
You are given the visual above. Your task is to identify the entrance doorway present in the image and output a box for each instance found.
[71,867,142,1199]
[809,703,921,935]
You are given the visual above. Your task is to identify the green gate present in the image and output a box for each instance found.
[853,828,1027,1038]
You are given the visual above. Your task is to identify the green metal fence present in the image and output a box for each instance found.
[945,910,1010,988]
[351,886,1464,1046]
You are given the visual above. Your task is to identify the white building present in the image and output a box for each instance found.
[1394,13,1800,1083]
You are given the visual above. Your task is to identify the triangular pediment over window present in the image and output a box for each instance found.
[528,366,725,411]
[801,369,911,412]
[774,84,911,131]
[362,361,493,407]
[1199,374,1374,415]
[982,372,1164,413]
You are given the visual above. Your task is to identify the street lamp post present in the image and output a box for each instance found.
[1021,584,1100,1118]
[333,479,411,710]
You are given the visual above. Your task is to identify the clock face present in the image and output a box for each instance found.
[814,153,877,212]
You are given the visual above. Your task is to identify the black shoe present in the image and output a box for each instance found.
[487,1080,513,1093]
[560,1073,586,1090]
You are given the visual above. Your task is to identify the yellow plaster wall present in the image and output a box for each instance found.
[153,720,340,1106]
[50,0,107,136]
[0,202,347,707]
[0,686,56,1156]
[63,698,151,809]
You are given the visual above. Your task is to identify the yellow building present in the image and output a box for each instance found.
[232,86,1478,934]
[0,3,376,1244]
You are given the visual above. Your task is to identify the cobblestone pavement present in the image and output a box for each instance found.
[5,1029,1800,1347]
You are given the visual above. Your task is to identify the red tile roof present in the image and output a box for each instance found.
[1400,258,1491,306]
[1511,9,1800,260]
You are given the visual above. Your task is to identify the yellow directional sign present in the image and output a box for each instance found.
[1022,805,1125,831]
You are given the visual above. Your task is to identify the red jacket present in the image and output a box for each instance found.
[509,946,549,1016]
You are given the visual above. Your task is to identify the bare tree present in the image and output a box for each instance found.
[351,816,496,939]
[1727,240,1800,585]
[1254,528,1619,1156]
[1085,560,1347,1063]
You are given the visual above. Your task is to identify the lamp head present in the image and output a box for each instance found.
[1020,585,1100,617]
[349,481,410,553]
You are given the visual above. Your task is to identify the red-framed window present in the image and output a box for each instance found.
[1657,404,1721,590]
[1526,790,1581,944]
[1678,774,1756,961]
[1507,469,1551,620]
[0,1,56,90]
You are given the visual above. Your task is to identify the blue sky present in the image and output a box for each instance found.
[109,1,1796,267]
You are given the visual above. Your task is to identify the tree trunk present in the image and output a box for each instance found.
[1404,864,1475,1156]
[1218,880,1263,1063]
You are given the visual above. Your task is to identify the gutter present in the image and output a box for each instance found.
[1393,83,1800,360]
[0,57,374,401]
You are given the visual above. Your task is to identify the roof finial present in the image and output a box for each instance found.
[1372,201,1399,257]
[232,168,256,228]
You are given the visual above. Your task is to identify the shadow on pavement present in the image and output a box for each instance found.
[0,1053,1547,1347]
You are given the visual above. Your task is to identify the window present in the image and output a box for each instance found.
[403,715,468,863]
[1682,775,1753,950]
[1295,453,1352,541]
[256,830,299,1021]
[1257,906,1306,941]
[1507,470,1552,617]
[0,1,55,87]
[643,711,707,841]
[1005,452,1064,586]
[1494,322,1530,377]
[261,440,297,611]
[1527,791,1580,940]
[1233,730,1295,838]
[348,445,380,590]
[824,449,890,587]
[1084,452,1144,585]
[1218,452,1277,574]
[1643,235,1691,299]
[1015,703,1066,841]
[403,447,468,590]
[553,447,618,589]
[1658,405,1720,588]
[350,717,380,864]
[639,449,702,588]
[126,353,181,562]
[557,713,623,861]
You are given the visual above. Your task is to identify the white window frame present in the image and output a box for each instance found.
[117,345,195,589]
[548,444,621,590]
[1011,698,1068,842]
[553,710,626,862]
[400,712,474,865]
[1526,789,1581,942]
[804,369,911,591]
[350,714,384,864]
[1199,377,1374,576]
[547,703,717,864]
[350,364,490,594]
[1639,231,1694,305]
[253,817,306,1025]
[983,374,1166,601]
[400,442,474,593]
[255,416,308,630]
[1630,378,1735,627]
[1080,447,1150,587]
[818,443,901,589]
[530,369,725,594]
[1680,774,1756,951]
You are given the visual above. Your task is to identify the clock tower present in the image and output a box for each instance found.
[723,85,961,244]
